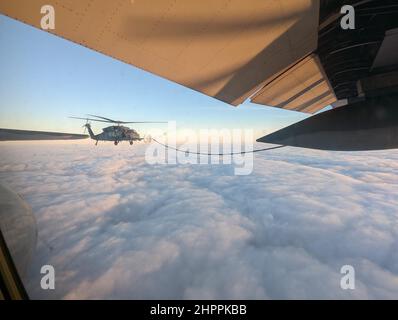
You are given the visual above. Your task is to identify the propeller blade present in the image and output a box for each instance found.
[86,114,167,124]
[71,116,167,124]
[117,121,168,124]
[69,116,112,123]
[86,114,118,122]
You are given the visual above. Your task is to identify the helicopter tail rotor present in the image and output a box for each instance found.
[82,119,90,134]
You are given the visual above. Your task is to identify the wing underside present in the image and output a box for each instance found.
[0,0,321,111]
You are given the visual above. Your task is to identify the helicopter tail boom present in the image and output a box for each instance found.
[84,124,96,140]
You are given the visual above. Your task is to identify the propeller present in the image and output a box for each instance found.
[69,116,112,124]
[86,114,167,124]
[68,117,91,133]
[71,115,167,124]
[81,118,90,134]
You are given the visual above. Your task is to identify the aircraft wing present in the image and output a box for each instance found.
[0,128,88,141]
[1,0,398,150]
[0,0,322,110]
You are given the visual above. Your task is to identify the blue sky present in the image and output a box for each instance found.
[0,14,309,137]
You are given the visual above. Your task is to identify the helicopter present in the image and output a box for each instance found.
[70,114,167,146]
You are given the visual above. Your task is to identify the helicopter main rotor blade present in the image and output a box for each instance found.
[86,114,118,122]
[72,116,167,124]
[86,115,167,124]
[69,116,113,123]
[118,121,168,124]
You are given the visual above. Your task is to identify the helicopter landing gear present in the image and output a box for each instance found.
[129,140,133,145]
[114,141,118,146]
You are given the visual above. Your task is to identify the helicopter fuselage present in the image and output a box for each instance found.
[85,124,142,145]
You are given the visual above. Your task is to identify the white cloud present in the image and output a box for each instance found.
[0,141,398,299]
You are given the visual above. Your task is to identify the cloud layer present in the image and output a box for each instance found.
[0,141,398,299]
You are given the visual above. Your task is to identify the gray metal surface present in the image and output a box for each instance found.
[257,94,398,151]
